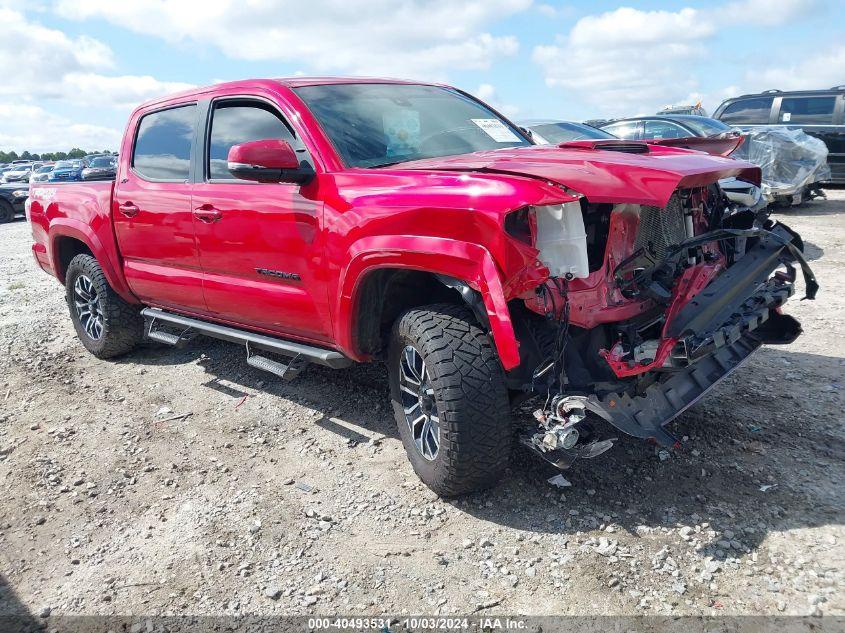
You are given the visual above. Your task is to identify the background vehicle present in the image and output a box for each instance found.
[2,163,34,183]
[599,114,829,205]
[521,120,615,144]
[0,183,28,222]
[48,159,86,182]
[81,155,117,180]
[30,163,56,183]
[28,78,814,497]
[713,87,845,183]
[599,115,744,155]
[657,103,708,117]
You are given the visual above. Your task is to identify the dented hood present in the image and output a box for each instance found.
[394,142,761,208]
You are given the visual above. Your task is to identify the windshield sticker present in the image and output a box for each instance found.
[383,110,421,158]
[471,118,520,143]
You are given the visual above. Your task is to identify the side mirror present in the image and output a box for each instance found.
[227,139,313,184]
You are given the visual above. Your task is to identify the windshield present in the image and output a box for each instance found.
[90,156,115,168]
[294,83,530,168]
[529,122,615,144]
[36,165,54,173]
[680,117,732,137]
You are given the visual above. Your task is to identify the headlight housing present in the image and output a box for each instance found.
[532,201,590,279]
[12,189,28,198]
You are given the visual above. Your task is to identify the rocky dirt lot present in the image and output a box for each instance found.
[0,191,843,622]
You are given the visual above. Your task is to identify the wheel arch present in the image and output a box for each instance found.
[48,222,137,303]
[337,237,521,369]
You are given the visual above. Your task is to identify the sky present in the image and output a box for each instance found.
[2,0,843,153]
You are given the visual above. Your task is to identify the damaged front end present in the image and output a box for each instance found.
[508,179,817,470]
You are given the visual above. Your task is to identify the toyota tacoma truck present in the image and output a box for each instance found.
[27,78,817,497]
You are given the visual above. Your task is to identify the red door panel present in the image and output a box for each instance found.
[113,103,206,313]
[113,180,206,312]
[191,182,332,342]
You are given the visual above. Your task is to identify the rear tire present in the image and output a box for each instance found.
[65,254,143,359]
[388,303,512,497]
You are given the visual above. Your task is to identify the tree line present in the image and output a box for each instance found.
[0,149,114,163]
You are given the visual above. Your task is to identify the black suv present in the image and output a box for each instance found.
[713,86,845,184]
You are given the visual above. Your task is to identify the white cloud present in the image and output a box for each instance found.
[0,103,122,153]
[536,3,575,18]
[0,6,113,99]
[55,0,530,77]
[750,45,845,92]
[533,7,712,116]
[531,0,822,117]
[471,83,521,119]
[0,7,195,151]
[716,0,817,26]
[60,73,195,108]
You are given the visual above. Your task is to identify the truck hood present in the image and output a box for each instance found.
[391,142,760,208]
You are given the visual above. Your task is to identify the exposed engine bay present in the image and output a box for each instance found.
[509,180,818,470]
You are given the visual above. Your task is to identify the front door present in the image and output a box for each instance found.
[191,98,332,343]
[113,103,206,313]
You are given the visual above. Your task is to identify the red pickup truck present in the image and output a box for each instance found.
[27,78,816,496]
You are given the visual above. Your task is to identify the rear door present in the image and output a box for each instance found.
[113,103,206,312]
[191,97,332,342]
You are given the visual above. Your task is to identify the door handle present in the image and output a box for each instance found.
[118,202,139,218]
[193,205,223,223]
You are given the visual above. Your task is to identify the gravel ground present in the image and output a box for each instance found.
[0,191,843,620]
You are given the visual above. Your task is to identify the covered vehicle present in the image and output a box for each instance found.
[48,159,86,182]
[28,77,816,497]
[713,86,845,184]
[729,126,830,207]
[601,115,828,206]
[521,120,615,145]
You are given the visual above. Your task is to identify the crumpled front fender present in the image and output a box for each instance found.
[337,236,522,369]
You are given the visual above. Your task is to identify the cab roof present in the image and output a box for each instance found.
[136,77,444,110]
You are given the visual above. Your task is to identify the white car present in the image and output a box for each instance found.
[30,164,55,183]
[2,163,34,183]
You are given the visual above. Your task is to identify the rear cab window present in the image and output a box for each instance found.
[778,96,836,124]
[718,97,773,125]
[132,104,197,181]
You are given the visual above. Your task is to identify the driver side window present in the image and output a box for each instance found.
[207,100,302,180]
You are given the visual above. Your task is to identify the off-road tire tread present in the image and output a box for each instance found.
[391,303,511,497]
[65,254,143,359]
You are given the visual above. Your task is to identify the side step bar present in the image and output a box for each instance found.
[140,308,352,369]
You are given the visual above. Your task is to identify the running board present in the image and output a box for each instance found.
[246,350,308,380]
[140,308,352,369]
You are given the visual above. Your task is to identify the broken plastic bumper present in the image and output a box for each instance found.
[591,224,815,447]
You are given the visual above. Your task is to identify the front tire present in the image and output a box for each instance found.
[65,254,143,359]
[388,303,512,497]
